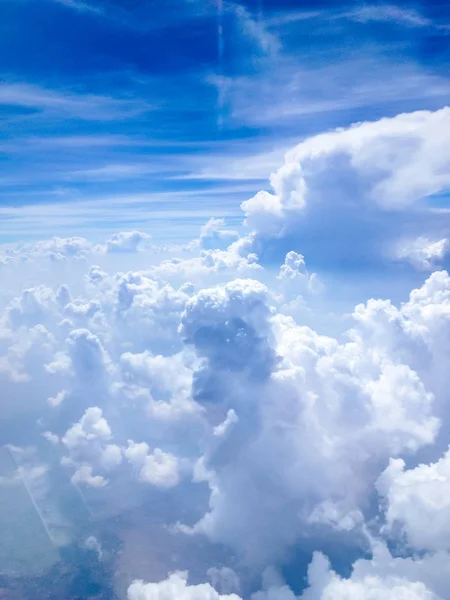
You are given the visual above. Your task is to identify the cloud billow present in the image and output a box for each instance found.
[2,108,450,598]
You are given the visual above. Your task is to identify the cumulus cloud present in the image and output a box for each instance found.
[125,440,180,488]
[71,463,108,488]
[61,407,122,486]
[240,108,450,271]
[127,545,450,600]
[0,236,93,266]
[3,107,450,598]
[277,251,323,301]
[377,448,450,552]
[104,231,151,253]
[300,548,442,600]
[396,237,449,271]
[199,218,239,251]
[175,271,443,563]
[207,567,240,596]
[127,572,241,600]
[180,278,276,381]
[66,329,111,381]
[83,535,103,559]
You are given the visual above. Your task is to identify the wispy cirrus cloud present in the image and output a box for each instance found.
[0,82,151,120]
[212,57,450,129]
[47,0,104,14]
[264,4,444,30]
[347,4,432,27]
[67,163,180,182]
[0,188,245,240]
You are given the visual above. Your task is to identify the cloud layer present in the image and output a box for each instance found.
[2,107,450,599]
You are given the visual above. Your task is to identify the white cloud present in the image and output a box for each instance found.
[207,567,240,596]
[71,464,107,488]
[396,237,449,271]
[42,431,59,444]
[3,107,450,592]
[125,440,180,488]
[277,251,323,299]
[104,231,151,253]
[199,218,239,251]
[240,109,450,273]
[213,409,238,438]
[377,448,450,552]
[66,328,111,381]
[179,274,441,563]
[47,0,103,14]
[139,448,180,488]
[347,5,431,27]
[126,546,450,600]
[0,82,149,120]
[127,572,241,600]
[61,407,122,486]
[84,535,103,559]
[62,407,112,447]
[300,549,441,600]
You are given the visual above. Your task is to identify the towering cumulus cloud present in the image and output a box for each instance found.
[2,108,450,599]
[240,107,450,269]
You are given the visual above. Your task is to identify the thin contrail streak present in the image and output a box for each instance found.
[71,477,95,520]
[7,446,56,546]
[217,0,224,63]
[217,0,224,130]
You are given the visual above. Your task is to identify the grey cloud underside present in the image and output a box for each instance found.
[2,108,450,598]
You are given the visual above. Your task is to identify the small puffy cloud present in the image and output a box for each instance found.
[25,236,94,260]
[207,567,240,596]
[71,464,107,488]
[180,278,276,381]
[100,443,123,470]
[0,323,56,384]
[83,535,103,559]
[396,237,449,270]
[241,190,284,236]
[140,448,180,488]
[6,286,57,330]
[306,501,364,532]
[127,572,241,600]
[213,409,239,437]
[124,440,150,466]
[126,548,447,600]
[62,406,112,448]
[87,264,108,283]
[64,298,102,319]
[42,431,59,444]
[277,251,323,298]
[277,251,307,280]
[67,328,111,381]
[125,440,180,488]
[377,448,450,552]
[0,231,153,270]
[120,351,192,401]
[0,237,93,267]
[61,407,121,486]
[119,350,198,423]
[199,218,239,251]
[300,550,440,600]
[104,231,151,253]
[112,271,191,354]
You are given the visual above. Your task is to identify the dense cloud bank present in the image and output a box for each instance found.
[2,108,450,598]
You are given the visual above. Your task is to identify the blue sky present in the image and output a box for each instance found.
[4,4,450,596]
[1,0,450,242]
